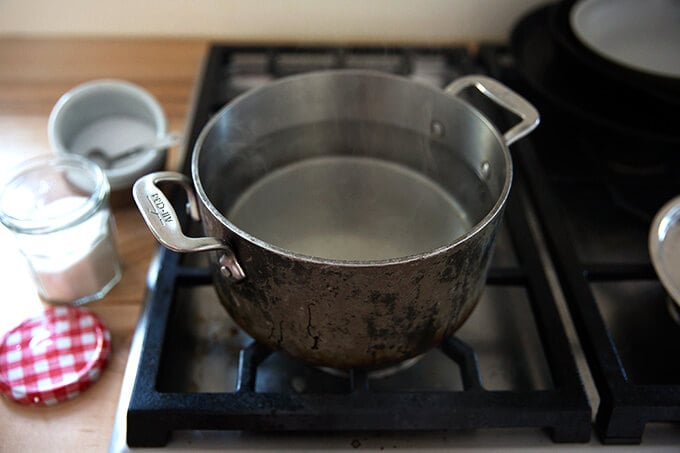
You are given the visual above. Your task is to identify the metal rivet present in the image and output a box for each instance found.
[430,120,445,138]
[481,161,491,179]
[220,265,232,279]
[219,253,246,282]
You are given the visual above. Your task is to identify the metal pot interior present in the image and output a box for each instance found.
[194,71,510,262]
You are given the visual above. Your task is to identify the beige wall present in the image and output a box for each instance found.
[0,0,551,43]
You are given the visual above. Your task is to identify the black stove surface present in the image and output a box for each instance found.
[479,40,680,444]
[118,43,680,449]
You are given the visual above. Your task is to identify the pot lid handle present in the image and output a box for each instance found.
[132,171,245,281]
[444,75,540,146]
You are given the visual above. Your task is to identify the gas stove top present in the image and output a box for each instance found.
[110,43,680,451]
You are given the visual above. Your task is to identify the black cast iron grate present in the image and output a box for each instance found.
[479,45,680,444]
[125,45,591,447]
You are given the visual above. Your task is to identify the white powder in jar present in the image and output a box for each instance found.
[18,196,121,304]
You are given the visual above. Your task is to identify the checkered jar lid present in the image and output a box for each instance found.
[0,306,111,406]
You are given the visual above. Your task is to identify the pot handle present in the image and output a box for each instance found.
[132,171,245,282]
[444,75,539,146]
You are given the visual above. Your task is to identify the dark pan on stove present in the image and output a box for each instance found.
[509,4,679,164]
[549,0,680,106]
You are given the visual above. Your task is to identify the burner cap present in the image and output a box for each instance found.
[0,306,110,406]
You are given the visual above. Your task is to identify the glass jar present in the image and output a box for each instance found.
[0,155,121,305]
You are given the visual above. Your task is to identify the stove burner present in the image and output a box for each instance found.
[318,355,425,380]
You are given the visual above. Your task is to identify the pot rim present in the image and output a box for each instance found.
[192,69,513,267]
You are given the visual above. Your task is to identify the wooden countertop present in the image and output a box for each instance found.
[0,37,209,451]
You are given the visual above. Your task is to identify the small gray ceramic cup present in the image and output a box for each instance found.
[48,79,167,192]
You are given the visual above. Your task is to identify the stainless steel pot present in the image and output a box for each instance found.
[133,71,539,369]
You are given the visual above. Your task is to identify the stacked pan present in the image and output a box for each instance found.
[510,0,680,166]
[512,0,680,328]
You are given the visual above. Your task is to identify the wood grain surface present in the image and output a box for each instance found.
[0,37,208,452]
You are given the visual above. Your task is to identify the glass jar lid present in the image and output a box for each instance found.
[0,306,111,405]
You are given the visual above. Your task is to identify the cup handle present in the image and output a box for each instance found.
[132,171,245,281]
[444,75,539,146]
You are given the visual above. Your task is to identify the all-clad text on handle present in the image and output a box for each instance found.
[132,171,245,282]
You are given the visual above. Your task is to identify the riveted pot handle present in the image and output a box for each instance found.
[132,171,245,281]
[444,75,539,146]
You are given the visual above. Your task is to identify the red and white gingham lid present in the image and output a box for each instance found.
[0,306,110,406]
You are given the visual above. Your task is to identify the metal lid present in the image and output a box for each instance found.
[649,195,680,305]
[0,306,111,406]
